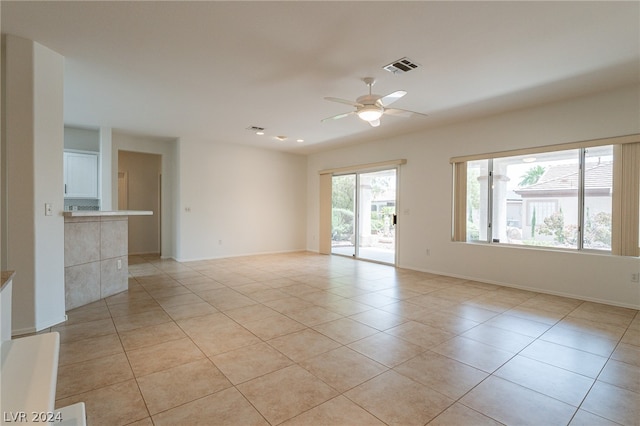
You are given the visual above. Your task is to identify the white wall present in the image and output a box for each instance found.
[111,132,178,259]
[177,138,307,261]
[33,42,66,330]
[2,36,66,333]
[99,127,112,210]
[306,85,640,309]
[64,127,99,151]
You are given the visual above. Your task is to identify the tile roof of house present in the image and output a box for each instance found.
[516,161,612,193]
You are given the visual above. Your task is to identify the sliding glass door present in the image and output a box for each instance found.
[358,169,397,263]
[331,174,356,257]
[331,168,397,264]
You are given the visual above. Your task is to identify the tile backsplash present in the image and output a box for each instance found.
[64,198,100,211]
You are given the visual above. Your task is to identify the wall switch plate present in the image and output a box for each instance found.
[117,259,122,270]
[45,203,53,216]
[632,273,639,283]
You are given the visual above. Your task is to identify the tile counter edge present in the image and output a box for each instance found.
[1,270,15,292]
[63,210,153,217]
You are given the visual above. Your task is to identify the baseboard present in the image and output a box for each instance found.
[397,263,640,311]
[11,325,37,338]
[12,313,68,337]
[174,248,308,263]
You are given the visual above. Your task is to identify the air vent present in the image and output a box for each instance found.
[383,57,420,74]
[246,126,265,132]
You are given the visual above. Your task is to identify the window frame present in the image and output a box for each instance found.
[451,134,640,257]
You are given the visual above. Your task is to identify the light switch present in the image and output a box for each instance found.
[45,203,53,216]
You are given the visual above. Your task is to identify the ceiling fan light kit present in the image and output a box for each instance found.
[357,105,383,122]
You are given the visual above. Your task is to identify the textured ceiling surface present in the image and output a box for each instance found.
[2,1,638,153]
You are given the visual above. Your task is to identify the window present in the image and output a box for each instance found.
[465,160,487,242]
[583,145,614,250]
[451,136,639,256]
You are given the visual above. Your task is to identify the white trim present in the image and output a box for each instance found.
[173,249,309,263]
[397,264,640,310]
[450,134,639,164]
[319,159,406,175]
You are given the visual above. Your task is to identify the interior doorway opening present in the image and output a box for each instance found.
[118,151,162,256]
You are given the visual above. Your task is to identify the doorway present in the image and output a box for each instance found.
[118,151,162,256]
[331,168,397,264]
[117,172,128,209]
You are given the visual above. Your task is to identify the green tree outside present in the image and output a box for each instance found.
[519,165,546,187]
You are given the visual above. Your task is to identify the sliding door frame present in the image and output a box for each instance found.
[320,159,405,266]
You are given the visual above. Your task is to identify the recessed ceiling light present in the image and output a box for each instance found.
[275,136,287,141]
[296,139,304,143]
[522,157,537,163]
[256,131,265,135]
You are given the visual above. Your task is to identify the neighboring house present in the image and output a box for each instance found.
[514,161,613,246]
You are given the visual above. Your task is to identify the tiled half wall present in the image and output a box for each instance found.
[64,216,128,309]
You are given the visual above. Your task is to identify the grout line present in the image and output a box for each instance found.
[60,253,638,425]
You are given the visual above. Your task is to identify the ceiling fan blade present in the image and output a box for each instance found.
[324,97,363,108]
[384,108,428,118]
[321,111,354,122]
[378,90,407,107]
[369,119,380,127]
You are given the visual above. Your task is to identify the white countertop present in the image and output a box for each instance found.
[63,210,153,217]
[1,332,60,417]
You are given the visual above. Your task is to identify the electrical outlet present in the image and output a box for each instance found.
[632,273,639,283]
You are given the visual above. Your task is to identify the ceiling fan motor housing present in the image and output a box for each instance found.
[322,76,424,125]
[356,94,382,105]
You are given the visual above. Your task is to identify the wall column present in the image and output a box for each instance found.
[2,35,66,334]
[99,127,113,210]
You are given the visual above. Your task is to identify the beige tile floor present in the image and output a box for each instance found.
[51,252,639,426]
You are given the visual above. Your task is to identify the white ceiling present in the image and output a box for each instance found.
[2,1,638,154]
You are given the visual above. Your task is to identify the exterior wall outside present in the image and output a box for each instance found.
[520,195,611,245]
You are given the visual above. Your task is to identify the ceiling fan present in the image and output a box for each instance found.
[322,77,427,127]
